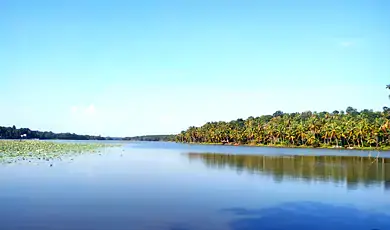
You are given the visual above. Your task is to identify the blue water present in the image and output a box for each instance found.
[0,141,389,230]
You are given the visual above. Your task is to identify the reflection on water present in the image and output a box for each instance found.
[2,141,390,230]
[223,201,390,230]
[187,153,390,190]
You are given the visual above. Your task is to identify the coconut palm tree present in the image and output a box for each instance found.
[387,84,390,99]
[177,98,390,149]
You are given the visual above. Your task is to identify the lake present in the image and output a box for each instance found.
[1,141,390,230]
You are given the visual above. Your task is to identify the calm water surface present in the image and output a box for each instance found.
[1,141,390,230]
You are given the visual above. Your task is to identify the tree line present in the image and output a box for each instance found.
[0,125,110,140]
[0,125,175,141]
[123,134,175,141]
[176,85,390,149]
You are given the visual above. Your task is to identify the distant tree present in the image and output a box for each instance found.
[361,109,372,114]
[346,106,359,116]
[0,125,111,140]
[318,111,328,118]
[387,84,390,99]
[301,111,312,120]
[273,110,284,117]
[260,115,273,122]
[123,135,175,142]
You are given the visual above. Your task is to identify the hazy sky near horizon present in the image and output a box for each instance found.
[1,0,389,137]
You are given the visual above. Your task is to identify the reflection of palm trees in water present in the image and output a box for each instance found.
[187,153,390,190]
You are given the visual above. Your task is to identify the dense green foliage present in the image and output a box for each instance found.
[0,125,110,140]
[188,153,390,189]
[123,135,175,141]
[177,108,390,149]
[177,86,390,149]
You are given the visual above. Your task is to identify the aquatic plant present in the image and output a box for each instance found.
[0,140,120,164]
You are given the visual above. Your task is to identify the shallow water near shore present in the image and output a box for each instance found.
[1,141,390,230]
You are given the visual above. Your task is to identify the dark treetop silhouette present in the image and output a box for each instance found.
[0,125,110,140]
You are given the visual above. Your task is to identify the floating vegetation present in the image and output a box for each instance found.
[0,140,121,164]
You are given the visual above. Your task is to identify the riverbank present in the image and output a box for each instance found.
[179,141,390,151]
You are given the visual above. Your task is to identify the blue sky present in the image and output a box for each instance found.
[1,0,389,137]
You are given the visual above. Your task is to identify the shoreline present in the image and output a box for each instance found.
[178,142,390,151]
